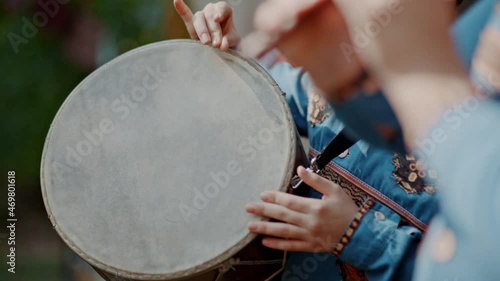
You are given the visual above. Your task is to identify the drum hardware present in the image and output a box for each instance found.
[291,129,357,194]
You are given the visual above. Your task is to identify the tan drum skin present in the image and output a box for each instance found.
[41,40,307,281]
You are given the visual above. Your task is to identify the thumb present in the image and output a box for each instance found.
[297,166,338,197]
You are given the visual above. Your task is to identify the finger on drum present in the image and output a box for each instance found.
[220,36,230,50]
[204,3,223,47]
[248,221,308,240]
[262,237,313,252]
[245,202,307,227]
[260,191,317,213]
[193,11,212,44]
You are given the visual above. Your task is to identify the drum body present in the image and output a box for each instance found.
[41,40,307,281]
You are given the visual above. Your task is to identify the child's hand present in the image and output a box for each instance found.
[174,0,240,50]
[245,166,359,252]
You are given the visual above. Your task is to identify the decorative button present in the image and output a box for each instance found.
[338,149,349,159]
[432,228,457,263]
[374,211,385,221]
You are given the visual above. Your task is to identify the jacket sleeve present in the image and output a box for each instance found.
[335,200,422,281]
[259,61,310,136]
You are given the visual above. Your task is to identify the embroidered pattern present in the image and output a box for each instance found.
[392,153,438,195]
[320,167,368,207]
[311,149,428,232]
[308,92,332,127]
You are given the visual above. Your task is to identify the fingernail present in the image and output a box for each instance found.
[201,33,210,44]
[212,37,219,46]
[298,166,310,174]
[245,203,255,212]
[247,222,258,231]
[260,191,271,201]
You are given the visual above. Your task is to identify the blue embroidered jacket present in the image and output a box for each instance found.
[260,62,437,281]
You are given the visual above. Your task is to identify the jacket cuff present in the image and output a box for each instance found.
[331,199,375,256]
[332,199,400,269]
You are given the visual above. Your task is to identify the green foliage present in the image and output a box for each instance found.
[91,0,166,54]
[0,1,167,188]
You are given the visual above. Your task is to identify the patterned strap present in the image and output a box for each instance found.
[310,149,428,233]
[291,129,357,197]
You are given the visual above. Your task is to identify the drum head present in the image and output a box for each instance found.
[41,40,296,280]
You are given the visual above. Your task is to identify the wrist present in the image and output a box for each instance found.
[331,199,375,257]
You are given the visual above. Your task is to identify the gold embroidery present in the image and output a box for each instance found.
[320,168,368,207]
[392,153,438,195]
[308,92,332,127]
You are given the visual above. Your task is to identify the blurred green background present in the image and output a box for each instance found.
[0,1,187,280]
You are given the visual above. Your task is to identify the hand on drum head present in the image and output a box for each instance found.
[245,166,359,252]
[174,0,241,51]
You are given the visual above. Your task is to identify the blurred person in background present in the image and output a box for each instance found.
[250,0,500,280]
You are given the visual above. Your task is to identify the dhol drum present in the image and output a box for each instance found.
[41,40,307,281]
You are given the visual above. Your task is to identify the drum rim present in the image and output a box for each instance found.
[40,39,297,280]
